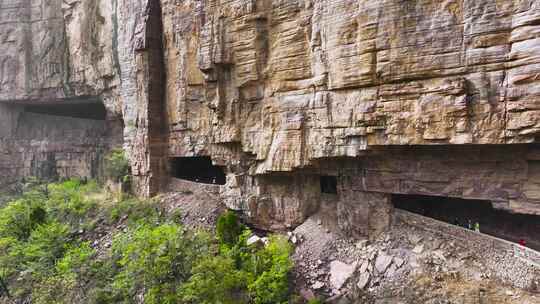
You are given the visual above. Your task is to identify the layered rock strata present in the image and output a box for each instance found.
[1,0,540,238]
[0,101,120,187]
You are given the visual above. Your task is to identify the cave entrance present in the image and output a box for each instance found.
[320,176,338,194]
[170,157,226,185]
[391,194,540,250]
[23,101,107,120]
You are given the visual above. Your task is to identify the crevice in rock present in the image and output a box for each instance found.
[23,101,107,120]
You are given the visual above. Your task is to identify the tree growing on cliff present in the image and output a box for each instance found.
[104,149,130,183]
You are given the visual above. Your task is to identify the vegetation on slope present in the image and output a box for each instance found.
[0,180,294,304]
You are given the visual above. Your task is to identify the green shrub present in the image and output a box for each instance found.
[0,198,49,294]
[30,242,98,303]
[0,236,19,284]
[106,197,161,225]
[216,211,244,246]
[56,242,96,282]
[308,299,324,304]
[0,198,47,241]
[248,236,293,304]
[180,233,293,304]
[0,180,296,304]
[111,223,211,304]
[180,255,250,304]
[20,221,70,277]
[45,180,98,225]
[104,149,130,182]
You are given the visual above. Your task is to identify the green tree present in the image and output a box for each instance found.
[248,236,293,304]
[111,224,211,304]
[216,211,244,246]
[180,256,249,304]
[104,149,130,182]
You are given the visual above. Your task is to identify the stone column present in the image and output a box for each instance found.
[118,0,167,197]
[337,180,393,240]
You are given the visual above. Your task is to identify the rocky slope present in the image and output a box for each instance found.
[291,212,540,303]
[162,183,540,303]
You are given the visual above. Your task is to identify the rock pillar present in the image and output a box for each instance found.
[118,0,167,197]
[337,178,393,240]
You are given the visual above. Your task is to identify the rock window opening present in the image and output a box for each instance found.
[320,176,338,194]
[23,101,107,120]
[170,157,226,185]
[392,194,540,251]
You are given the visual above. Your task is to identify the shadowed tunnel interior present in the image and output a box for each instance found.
[392,194,540,251]
[320,176,338,194]
[23,102,107,120]
[170,157,226,185]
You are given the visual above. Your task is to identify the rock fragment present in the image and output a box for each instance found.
[329,261,357,290]
[375,254,393,274]
[357,272,370,290]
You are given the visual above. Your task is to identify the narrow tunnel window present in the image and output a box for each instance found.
[24,102,107,120]
[320,176,338,194]
[170,157,226,185]
[392,194,540,251]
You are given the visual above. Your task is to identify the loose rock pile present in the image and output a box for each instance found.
[291,215,540,303]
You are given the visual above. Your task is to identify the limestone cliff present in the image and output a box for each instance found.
[1,0,539,237]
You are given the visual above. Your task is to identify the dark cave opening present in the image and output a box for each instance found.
[170,157,226,185]
[23,102,107,120]
[392,194,540,251]
[320,176,338,194]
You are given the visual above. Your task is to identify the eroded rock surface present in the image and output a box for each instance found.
[1,0,540,236]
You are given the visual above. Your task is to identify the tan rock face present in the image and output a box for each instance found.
[1,0,539,237]
[0,0,122,187]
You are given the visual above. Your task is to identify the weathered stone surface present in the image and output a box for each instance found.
[0,0,123,187]
[329,260,357,291]
[413,245,425,255]
[356,272,370,290]
[1,0,540,236]
[0,102,121,187]
[375,253,393,274]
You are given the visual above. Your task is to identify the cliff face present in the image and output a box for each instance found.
[0,0,122,186]
[1,0,539,236]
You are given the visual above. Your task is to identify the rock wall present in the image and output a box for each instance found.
[1,0,540,237]
[0,0,123,188]
[0,103,119,188]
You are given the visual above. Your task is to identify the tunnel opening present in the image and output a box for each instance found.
[170,157,226,185]
[23,101,107,120]
[320,176,338,194]
[392,194,540,251]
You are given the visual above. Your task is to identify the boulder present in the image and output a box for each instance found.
[359,260,370,274]
[329,261,357,290]
[247,235,262,246]
[375,254,393,274]
[356,272,370,290]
